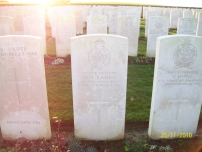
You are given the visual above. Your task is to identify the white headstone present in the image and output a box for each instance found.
[0,35,51,140]
[183,9,194,18]
[118,8,127,16]
[127,7,142,18]
[89,8,102,15]
[71,34,128,140]
[145,10,160,37]
[177,18,198,35]
[197,12,202,36]
[148,35,202,139]
[170,9,182,29]
[146,16,169,58]
[55,14,76,57]
[13,10,24,35]
[0,16,14,36]
[108,9,119,35]
[163,8,170,25]
[143,7,151,19]
[118,15,140,56]
[103,6,115,28]
[75,10,83,35]
[87,15,107,34]
[23,15,47,55]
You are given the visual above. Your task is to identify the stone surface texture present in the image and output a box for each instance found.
[87,15,107,34]
[148,35,202,139]
[118,15,140,56]
[146,16,169,57]
[71,34,128,140]
[177,18,198,35]
[0,35,51,140]
[56,14,76,57]
[0,16,14,36]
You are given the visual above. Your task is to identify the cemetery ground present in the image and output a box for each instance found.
[0,19,202,152]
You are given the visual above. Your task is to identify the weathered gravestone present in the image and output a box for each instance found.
[145,10,160,37]
[183,9,194,18]
[146,16,169,58]
[0,35,51,140]
[88,7,102,15]
[148,35,202,139]
[127,7,142,18]
[197,12,202,36]
[143,7,151,19]
[13,10,24,35]
[118,15,140,56]
[75,9,83,35]
[170,9,182,29]
[177,18,198,35]
[163,8,170,24]
[23,15,47,55]
[71,34,128,140]
[87,15,107,34]
[194,10,202,18]
[118,8,127,16]
[0,16,14,36]
[56,14,76,57]
[108,9,118,35]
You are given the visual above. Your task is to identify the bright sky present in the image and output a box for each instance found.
[7,0,202,8]
[8,0,54,4]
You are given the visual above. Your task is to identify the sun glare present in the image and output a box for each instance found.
[70,0,202,8]
[6,0,202,7]
[8,0,54,4]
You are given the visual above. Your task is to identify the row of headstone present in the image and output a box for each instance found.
[143,6,202,32]
[47,5,142,57]
[144,7,202,58]
[1,5,201,59]
[0,6,45,34]
[0,33,201,141]
[0,6,46,55]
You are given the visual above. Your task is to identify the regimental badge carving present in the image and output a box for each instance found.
[173,40,197,69]
[88,38,111,70]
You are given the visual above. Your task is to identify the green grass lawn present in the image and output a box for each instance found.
[45,19,202,122]
[45,66,73,121]
[126,65,154,121]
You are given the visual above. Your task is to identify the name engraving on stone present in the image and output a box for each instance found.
[0,47,37,56]
[7,121,41,124]
[80,72,120,87]
[158,70,202,86]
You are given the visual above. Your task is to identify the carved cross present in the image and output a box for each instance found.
[5,67,29,105]
[168,89,188,120]
[86,98,110,124]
